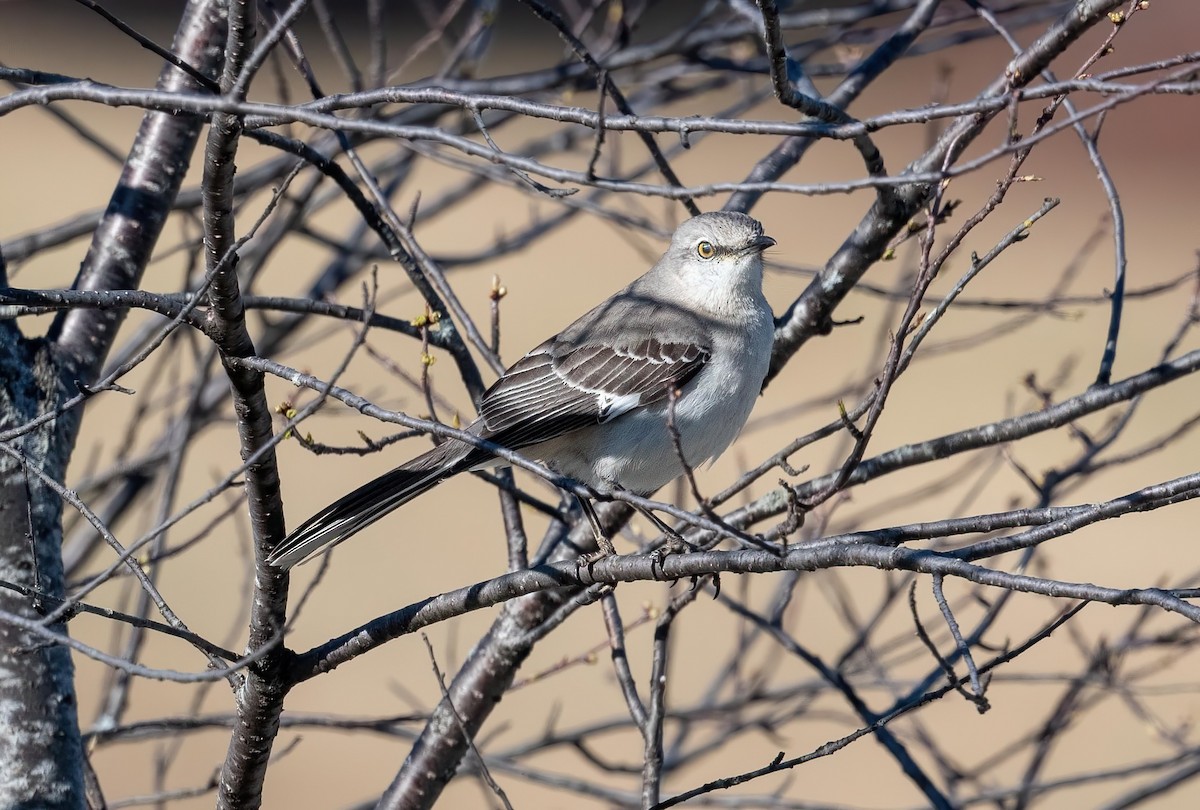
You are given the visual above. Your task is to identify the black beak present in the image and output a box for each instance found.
[747,234,776,252]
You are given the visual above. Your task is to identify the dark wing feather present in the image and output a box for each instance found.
[478,338,710,450]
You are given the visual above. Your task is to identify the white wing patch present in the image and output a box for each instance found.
[596,391,644,423]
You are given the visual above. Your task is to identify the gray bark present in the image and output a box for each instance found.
[0,1,226,804]
[0,334,85,809]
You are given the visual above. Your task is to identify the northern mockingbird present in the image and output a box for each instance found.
[269,211,776,569]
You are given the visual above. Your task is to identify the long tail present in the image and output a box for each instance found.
[268,440,479,570]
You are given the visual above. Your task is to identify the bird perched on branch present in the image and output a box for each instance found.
[269,211,776,569]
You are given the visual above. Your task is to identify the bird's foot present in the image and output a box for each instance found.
[648,531,697,580]
[576,543,615,570]
[575,526,617,573]
[633,503,697,579]
[575,551,603,573]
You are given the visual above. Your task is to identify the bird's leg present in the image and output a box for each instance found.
[626,501,697,582]
[576,495,617,565]
[636,506,716,594]
[573,493,697,573]
[633,503,693,553]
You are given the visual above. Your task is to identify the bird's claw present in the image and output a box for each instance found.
[648,533,692,579]
[576,547,612,570]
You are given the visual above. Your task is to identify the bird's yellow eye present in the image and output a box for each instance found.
[696,240,716,259]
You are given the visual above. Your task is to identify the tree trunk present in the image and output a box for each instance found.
[0,335,85,808]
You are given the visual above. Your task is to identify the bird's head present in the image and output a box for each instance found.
[660,211,775,314]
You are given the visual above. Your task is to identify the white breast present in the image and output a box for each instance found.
[538,300,774,496]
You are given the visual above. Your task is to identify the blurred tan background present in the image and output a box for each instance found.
[3,1,1199,807]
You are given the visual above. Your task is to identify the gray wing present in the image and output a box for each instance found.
[479,336,711,449]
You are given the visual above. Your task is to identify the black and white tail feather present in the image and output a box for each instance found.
[268,440,482,569]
